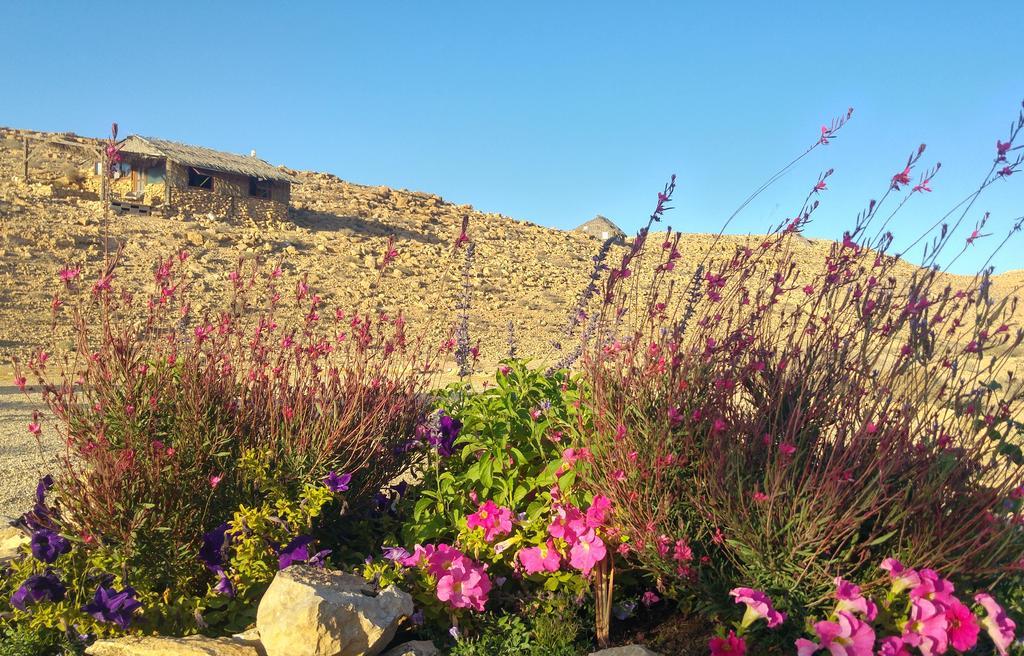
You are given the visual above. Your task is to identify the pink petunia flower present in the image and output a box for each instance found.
[876,636,912,656]
[902,598,949,656]
[641,591,660,607]
[709,630,746,656]
[585,495,612,528]
[944,597,980,652]
[730,587,786,629]
[910,568,957,608]
[880,557,921,594]
[568,529,606,576]
[548,504,587,545]
[517,541,561,575]
[466,500,514,542]
[435,560,491,612]
[835,577,878,621]
[975,592,1016,656]
[795,611,874,656]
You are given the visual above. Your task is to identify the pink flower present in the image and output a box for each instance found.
[880,558,921,594]
[641,591,660,607]
[891,165,912,190]
[752,491,769,503]
[975,592,1016,656]
[466,500,513,542]
[517,541,561,575]
[877,636,912,656]
[585,495,612,528]
[209,474,223,488]
[910,569,956,607]
[27,421,41,436]
[944,598,980,652]
[730,587,786,629]
[796,611,875,656]
[436,560,491,612]
[58,265,81,284]
[548,504,587,545]
[673,539,693,563]
[902,598,949,656]
[835,577,878,621]
[997,139,1012,161]
[425,543,468,578]
[779,442,796,456]
[709,630,746,656]
[400,544,436,568]
[568,529,606,576]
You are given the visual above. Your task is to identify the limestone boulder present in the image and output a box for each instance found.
[0,526,28,564]
[86,635,263,656]
[256,566,413,656]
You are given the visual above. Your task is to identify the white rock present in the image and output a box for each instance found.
[0,526,28,564]
[256,566,413,656]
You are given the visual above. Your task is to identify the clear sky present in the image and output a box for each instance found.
[3,1,1022,273]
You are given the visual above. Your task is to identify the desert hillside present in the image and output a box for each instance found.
[1,127,1021,375]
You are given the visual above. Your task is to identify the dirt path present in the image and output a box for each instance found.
[0,385,61,523]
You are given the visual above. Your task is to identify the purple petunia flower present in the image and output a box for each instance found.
[10,571,66,610]
[18,475,58,532]
[308,549,331,568]
[436,413,462,457]
[382,546,411,562]
[277,535,315,569]
[323,471,352,493]
[199,523,231,571]
[82,585,142,630]
[214,570,235,598]
[30,529,70,564]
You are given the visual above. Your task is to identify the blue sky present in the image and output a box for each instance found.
[3,1,1022,273]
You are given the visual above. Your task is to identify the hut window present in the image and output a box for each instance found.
[188,168,213,190]
[249,178,272,199]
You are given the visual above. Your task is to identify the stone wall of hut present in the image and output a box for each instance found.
[164,161,289,223]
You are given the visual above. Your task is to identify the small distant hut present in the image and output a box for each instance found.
[112,136,297,222]
[573,215,627,243]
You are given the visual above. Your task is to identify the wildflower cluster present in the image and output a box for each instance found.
[399,544,492,612]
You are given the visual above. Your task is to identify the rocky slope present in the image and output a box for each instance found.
[0,127,1021,377]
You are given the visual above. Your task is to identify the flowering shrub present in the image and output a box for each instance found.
[4,252,433,641]
[581,103,1024,634]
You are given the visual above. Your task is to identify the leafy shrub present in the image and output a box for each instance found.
[580,103,1024,637]
[6,252,433,637]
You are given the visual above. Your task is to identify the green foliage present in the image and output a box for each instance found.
[0,623,82,656]
[448,613,534,656]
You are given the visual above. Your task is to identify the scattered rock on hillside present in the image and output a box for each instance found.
[256,565,413,656]
[86,635,263,656]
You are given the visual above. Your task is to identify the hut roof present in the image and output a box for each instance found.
[573,215,626,238]
[119,135,298,183]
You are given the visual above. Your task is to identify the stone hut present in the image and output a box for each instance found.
[112,136,297,222]
[573,215,627,243]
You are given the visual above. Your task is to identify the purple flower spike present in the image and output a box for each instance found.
[278,535,315,570]
[323,471,352,493]
[82,585,141,630]
[10,571,66,610]
[30,529,71,564]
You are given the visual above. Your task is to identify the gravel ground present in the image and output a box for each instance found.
[0,385,61,524]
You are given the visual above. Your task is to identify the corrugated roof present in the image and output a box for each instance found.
[119,135,298,183]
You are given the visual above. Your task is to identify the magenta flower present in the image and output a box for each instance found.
[795,611,874,656]
[548,503,587,545]
[730,587,785,629]
[568,529,606,576]
[435,560,491,612]
[876,636,912,656]
[585,495,612,527]
[944,597,980,652]
[517,540,561,575]
[709,630,746,655]
[400,544,436,568]
[641,590,660,607]
[466,500,513,542]
[902,598,949,656]
[834,577,878,621]
[909,568,956,607]
[425,543,468,578]
[880,557,921,594]
[975,592,1016,656]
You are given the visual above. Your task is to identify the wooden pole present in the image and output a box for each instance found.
[23,138,29,182]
